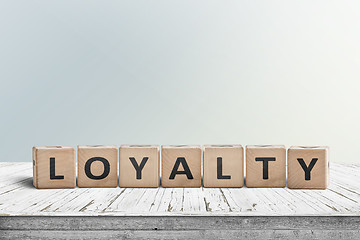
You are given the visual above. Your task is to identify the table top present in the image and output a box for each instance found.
[0,162,359,216]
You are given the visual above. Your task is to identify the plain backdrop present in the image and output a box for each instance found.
[0,1,359,163]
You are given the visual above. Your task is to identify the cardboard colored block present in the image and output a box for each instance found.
[119,145,160,187]
[203,145,244,188]
[161,145,201,187]
[287,146,329,189]
[77,145,118,188]
[246,145,286,188]
[32,146,76,189]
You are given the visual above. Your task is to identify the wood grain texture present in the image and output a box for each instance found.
[77,145,118,188]
[1,229,360,240]
[161,145,201,188]
[203,145,244,188]
[32,146,75,189]
[1,216,360,239]
[288,146,329,189]
[246,145,286,188]
[119,145,160,188]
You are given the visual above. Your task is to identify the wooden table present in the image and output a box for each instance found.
[0,162,359,239]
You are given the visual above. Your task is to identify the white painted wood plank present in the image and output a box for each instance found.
[202,188,232,212]
[155,188,183,212]
[183,188,206,212]
[130,188,161,212]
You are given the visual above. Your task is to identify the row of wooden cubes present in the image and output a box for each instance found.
[33,145,329,189]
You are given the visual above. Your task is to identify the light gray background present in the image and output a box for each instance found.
[0,1,359,163]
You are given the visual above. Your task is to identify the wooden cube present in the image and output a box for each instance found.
[246,145,286,188]
[119,145,160,187]
[161,145,201,187]
[288,146,329,189]
[77,145,118,188]
[32,146,76,189]
[203,145,244,188]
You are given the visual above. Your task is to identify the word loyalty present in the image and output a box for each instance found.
[32,145,329,189]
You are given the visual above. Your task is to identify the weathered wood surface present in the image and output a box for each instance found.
[0,216,359,239]
[0,162,359,216]
[0,162,360,239]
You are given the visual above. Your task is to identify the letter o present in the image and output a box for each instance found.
[84,157,110,180]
